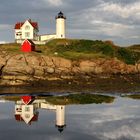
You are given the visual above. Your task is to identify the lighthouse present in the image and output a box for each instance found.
[55,105,66,133]
[56,11,66,39]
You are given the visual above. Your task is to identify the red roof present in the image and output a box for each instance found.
[15,22,24,29]
[22,39,35,46]
[14,20,38,30]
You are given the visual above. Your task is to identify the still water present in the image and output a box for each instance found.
[0,93,139,140]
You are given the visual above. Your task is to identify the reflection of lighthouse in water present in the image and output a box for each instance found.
[15,96,66,132]
[56,106,66,133]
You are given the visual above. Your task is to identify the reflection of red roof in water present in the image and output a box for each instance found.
[15,114,38,125]
[21,96,34,105]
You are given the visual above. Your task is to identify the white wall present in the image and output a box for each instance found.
[40,34,56,41]
[56,18,65,38]
[21,20,34,40]
[15,29,22,40]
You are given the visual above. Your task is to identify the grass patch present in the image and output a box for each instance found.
[128,44,140,52]
[47,39,115,55]
[45,39,116,60]
[1,39,140,64]
[0,43,20,51]
[57,51,107,60]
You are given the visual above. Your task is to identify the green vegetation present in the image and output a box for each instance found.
[0,43,21,54]
[117,48,137,64]
[126,44,140,64]
[1,96,21,102]
[41,39,140,64]
[45,39,115,60]
[0,94,115,105]
[44,93,115,105]
[128,44,140,52]
[1,39,140,64]
[123,94,140,100]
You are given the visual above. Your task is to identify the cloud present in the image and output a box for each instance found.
[0,24,12,30]
[0,0,140,45]
[48,0,63,6]
[65,1,140,45]
[101,1,140,18]
[67,98,140,139]
[103,125,140,140]
[43,0,63,7]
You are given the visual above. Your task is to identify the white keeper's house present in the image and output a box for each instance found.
[14,11,66,44]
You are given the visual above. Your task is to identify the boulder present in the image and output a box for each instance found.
[46,67,55,74]
[80,61,97,73]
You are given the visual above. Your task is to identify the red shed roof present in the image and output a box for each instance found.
[14,20,38,30]
[21,39,35,46]
[21,96,35,105]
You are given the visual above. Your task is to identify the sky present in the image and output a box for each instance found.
[0,0,140,46]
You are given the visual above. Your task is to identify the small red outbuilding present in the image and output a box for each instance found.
[21,96,34,105]
[21,39,35,52]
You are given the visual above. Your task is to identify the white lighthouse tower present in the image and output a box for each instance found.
[56,11,66,39]
[55,105,66,133]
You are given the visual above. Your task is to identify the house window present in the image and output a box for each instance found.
[16,32,22,36]
[25,114,30,118]
[25,32,30,37]
[25,107,30,112]
[25,25,30,30]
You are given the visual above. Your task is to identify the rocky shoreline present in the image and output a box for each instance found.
[0,53,139,93]
[0,75,139,93]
